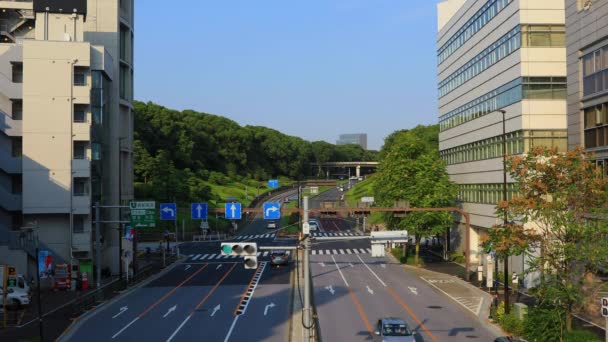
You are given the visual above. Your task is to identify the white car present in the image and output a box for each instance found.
[308,220,319,232]
[0,286,30,308]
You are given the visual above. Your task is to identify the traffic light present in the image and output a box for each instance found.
[602,297,608,317]
[220,242,258,269]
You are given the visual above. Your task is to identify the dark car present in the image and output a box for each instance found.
[374,317,418,342]
[494,337,527,342]
[270,250,289,266]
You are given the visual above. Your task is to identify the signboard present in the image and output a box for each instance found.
[225,202,242,220]
[303,222,310,235]
[309,186,318,194]
[263,202,281,220]
[160,203,177,220]
[38,250,53,279]
[361,197,375,203]
[125,226,134,241]
[268,179,279,189]
[200,221,209,230]
[191,203,208,220]
[130,201,156,228]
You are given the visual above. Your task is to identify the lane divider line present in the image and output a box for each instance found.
[234,262,267,315]
[356,255,386,287]
[331,255,373,335]
[111,263,208,339]
[166,263,237,342]
[387,287,440,342]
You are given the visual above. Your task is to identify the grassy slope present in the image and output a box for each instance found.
[344,175,384,224]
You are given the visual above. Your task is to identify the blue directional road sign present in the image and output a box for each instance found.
[263,202,281,220]
[160,203,177,220]
[268,179,279,189]
[225,202,242,220]
[191,203,208,220]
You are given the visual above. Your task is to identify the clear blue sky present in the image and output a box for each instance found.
[135,1,439,150]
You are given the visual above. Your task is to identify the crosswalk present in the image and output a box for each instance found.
[234,233,276,240]
[310,232,362,237]
[311,248,372,255]
[186,251,289,261]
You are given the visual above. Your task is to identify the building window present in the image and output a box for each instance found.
[521,25,566,47]
[12,137,22,157]
[73,141,87,159]
[91,142,101,161]
[12,63,23,83]
[119,65,128,100]
[522,77,567,99]
[439,26,521,98]
[73,178,89,196]
[582,44,608,96]
[457,183,517,205]
[73,215,85,233]
[584,102,608,149]
[11,100,22,120]
[438,0,513,65]
[74,67,87,86]
[74,105,87,123]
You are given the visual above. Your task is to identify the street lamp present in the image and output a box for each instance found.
[498,109,510,313]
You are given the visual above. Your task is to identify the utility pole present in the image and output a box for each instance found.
[35,244,43,341]
[303,196,312,341]
[95,202,102,288]
[500,109,510,314]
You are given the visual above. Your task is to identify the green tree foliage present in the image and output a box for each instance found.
[133,101,374,204]
[373,125,457,265]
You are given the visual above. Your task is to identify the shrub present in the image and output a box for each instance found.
[450,252,465,263]
[563,330,602,342]
[399,256,407,264]
[500,312,524,336]
[523,304,564,342]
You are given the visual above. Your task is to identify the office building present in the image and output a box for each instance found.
[437,0,567,278]
[565,0,608,174]
[0,0,134,279]
[337,133,367,150]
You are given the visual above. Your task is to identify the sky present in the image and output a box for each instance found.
[135,0,440,150]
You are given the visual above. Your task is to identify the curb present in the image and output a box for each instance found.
[56,260,181,341]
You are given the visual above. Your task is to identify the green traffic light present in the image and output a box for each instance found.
[222,244,232,254]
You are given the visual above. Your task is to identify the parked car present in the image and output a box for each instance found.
[374,317,417,341]
[0,286,30,309]
[308,220,319,232]
[270,250,289,266]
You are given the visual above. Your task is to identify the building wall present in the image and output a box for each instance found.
[437,0,567,272]
[565,0,608,168]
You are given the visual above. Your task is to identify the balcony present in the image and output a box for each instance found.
[0,111,22,136]
[72,195,91,215]
[0,148,21,173]
[72,159,90,178]
[0,186,21,211]
[73,121,90,141]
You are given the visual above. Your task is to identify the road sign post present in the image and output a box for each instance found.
[263,202,281,220]
[224,202,242,220]
[268,179,279,189]
[129,201,156,228]
[191,203,208,220]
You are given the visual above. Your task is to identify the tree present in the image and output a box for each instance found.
[373,126,457,265]
[498,146,608,332]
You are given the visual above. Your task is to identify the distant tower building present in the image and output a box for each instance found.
[336,133,367,150]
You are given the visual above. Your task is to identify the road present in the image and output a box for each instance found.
[308,186,499,342]
[64,190,298,342]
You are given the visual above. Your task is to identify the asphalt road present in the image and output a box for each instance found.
[64,189,299,342]
[307,184,499,342]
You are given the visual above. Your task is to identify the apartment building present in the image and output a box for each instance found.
[337,133,368,150]
[0,0,134,280]
[437,0,567,278]
[566,0,608,173]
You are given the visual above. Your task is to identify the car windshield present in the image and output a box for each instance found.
[382,324,411,336]
[272,252,286,257]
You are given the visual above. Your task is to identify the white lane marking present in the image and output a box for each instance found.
[332,249,338,255]
[312,250,317,255]
[264,302,276,316]
[215,254,224,259]
[359,249,366,254]
[366,248,372,254]
[263,251,269,257]
[112,317,140,339]
[409,287,418,295]
[318,250,323,255]
[211,304,221,317]
[166,314,191,342]
[338,249,345,254]
[191,254,201,260]
[223,315,240,342]
[163,305,177,318]
[349,263,354,268]
[366,286,374,295]
[184,265,191,271]
[346,249,352,254]
[325,250,331,255]
[420,276,483,316]
[331,255,349,287]
[353,249,360,254]
[256,252,262,256]
[319,262,326,267]
[356,255,387,287]
[216,264,223,270]
[325,285,335,295]
[112,306,128,319]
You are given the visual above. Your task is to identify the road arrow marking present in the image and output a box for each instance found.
[185,265,191,271]
[211,304,220,317]
[216,264,223,270]
[380,264,386,269]
[325,285,335,295]
[265,206,279,217]
[366,286,374,295]
[196,204,202,218]
[349,263,354,268]
[230,204,236,218]
[319,262,325,267]
[408,286,418,295]
[163,305,177,318]
[112,306,128,319]
[162,206,175,217]
[264,302,276,316]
